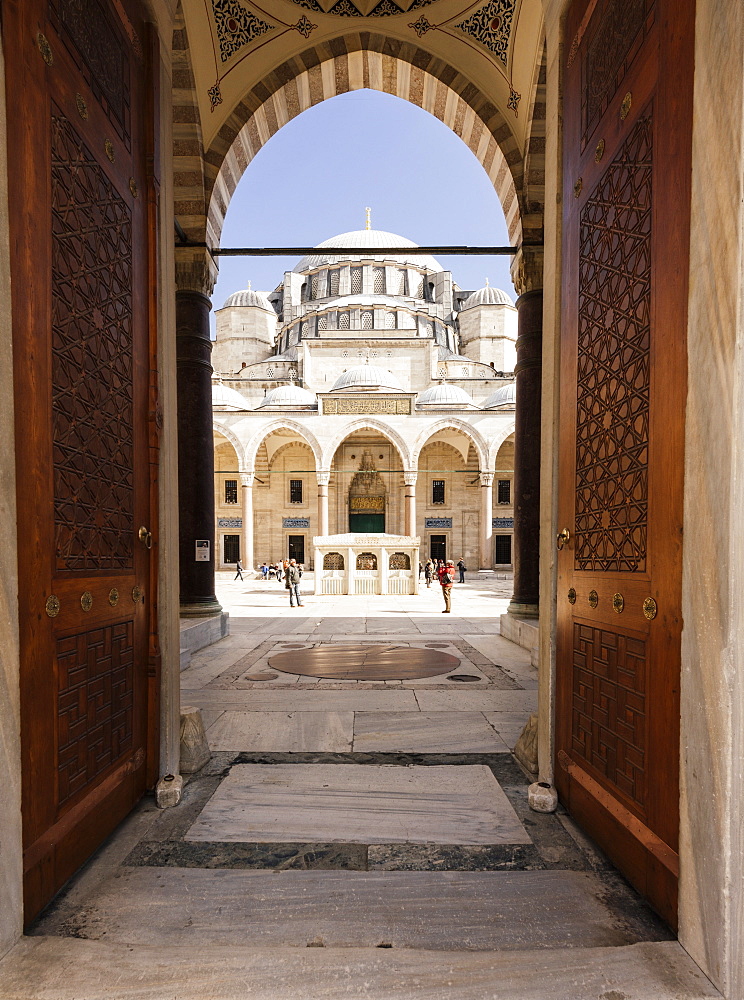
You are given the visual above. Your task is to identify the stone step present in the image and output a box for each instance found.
[0,939,720,1000]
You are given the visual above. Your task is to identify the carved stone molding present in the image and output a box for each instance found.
[240,473,255,487]
[403,471,418,486]
[175,247,218,296]
[316,470,331,486]
[479,472,495,487]
[511,245,544,297]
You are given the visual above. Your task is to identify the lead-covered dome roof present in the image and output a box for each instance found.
[257,384,317,409]
[212,382,248,410]
[461,283,514,310]
[331,364,404,393]
[296,229,441,273]
[483,383,516,408]
[221,286,274,311]
[417,383,476,407]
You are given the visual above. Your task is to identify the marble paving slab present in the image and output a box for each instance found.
[38,869,652,950]
[0,939,721,1000]
[185,764,531,846]
[352,713,509,753]
[414,690,537,713]
[205,711,354,752]
[181,689,422,712]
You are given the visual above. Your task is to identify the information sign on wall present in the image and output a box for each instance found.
[195,540,210,561]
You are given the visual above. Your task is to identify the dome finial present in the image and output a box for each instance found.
[247,280,252,290]
[365,206,372,231]
[485,277,489,287]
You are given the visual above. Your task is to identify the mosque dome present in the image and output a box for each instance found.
[483,383,516,408]
[257,384,318,409]
[212,382,248,410]
[221,284,274,312]
[297,228,441,273]
[461,282,514,310]
[417,383,476,408]
[331,364,404,393]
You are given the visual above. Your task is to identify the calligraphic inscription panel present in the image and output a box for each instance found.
[57,621,134,805]
[350,496,385,512]
[581,0,654,148]
[323,398,411,415]
[574,115,652,573]
[572,623,646,807]
[51,114,135,572]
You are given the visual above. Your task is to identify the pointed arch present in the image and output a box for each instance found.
[412,419,488,470]
[245,419,323,470]
[323,418,411,469]
[486,420,517,469]
[213,420,248,470]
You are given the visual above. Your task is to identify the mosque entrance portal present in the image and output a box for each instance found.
[348,451,386,534]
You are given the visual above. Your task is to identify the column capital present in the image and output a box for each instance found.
[510,245,544,297]
[479,471,495,487]
[175,246,218,297]
[316,470,331,486]
[403,471,418,487]
[240,473,254,488]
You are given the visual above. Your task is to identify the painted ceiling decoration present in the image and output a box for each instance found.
[211,0,275,61]
[454,0,515,64]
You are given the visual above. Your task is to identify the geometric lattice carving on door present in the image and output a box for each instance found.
[581,0,654,148]
[51,114,134,571]
[572,624,646,807]
[56,622,134,805]
[574,115,652,572]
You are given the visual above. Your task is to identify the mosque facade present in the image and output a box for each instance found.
[210,224,518,571]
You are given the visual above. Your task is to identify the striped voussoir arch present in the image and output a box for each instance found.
[172,31,546,254]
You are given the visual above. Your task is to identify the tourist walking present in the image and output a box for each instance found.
[261,562,269,581]
[234,558,244,581]
[438,559,455,613]
[284,558,304,607]
[424,559,434,588]
[457,558,466,584]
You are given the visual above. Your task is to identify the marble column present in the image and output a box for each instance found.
[317,470,330,536]
[240,473,254,573]
[508,247,543,618]
[176,287,222,617]
[479,472,494,569]
[404,472,417,536]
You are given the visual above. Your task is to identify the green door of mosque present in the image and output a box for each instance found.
[349,513,385,533]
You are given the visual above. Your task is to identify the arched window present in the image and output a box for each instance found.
[356,552,377,570]
[339,311,350,330]
[389,552,410,570]
[361,310,374,330]
[374,267,385,293]
[329,269,340,296]
[323,552,344,570]
[385,311,396,329]
[351,267,363,294]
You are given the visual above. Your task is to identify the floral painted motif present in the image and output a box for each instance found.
[454,0,515,64]
[208,80,223,111]
[408,13,432,35]
[292,14,318,35]
[212,0,274,62]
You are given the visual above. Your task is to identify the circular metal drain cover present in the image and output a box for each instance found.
[447,673,481,683]
[245,672,279,681]
[280,643,307,648]
[268,643,460,680]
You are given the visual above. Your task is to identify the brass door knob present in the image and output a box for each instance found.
[556,528,570,550]
[138,526,153,549]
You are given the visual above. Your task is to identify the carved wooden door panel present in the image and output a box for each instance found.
[556,0,694,928]
[5,0,158,922]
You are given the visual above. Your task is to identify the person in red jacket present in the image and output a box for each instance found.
[438,559,455,613]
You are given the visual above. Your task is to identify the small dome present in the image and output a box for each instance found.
[331,365,404,393]
[221,285,274,312]
[212,382,248,410]
[483,383,516,408]
[257,384,317,409]
[417,383,476,407]
[461,283,514,310]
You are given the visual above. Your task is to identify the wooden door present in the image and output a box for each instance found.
[5,0,159,923]
[556,0,694,928]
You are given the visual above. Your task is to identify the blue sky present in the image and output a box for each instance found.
[210,89,515,330]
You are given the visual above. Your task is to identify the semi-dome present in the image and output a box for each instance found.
[221,285,274,312]
[296,228,441,273]
[257,384,317,409]
[331,364,404,393]
[417,383,476,408]
[212,382,248,410]
[461,282,515,310]
[483,383,516,408]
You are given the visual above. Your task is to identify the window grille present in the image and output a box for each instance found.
[461,366,469,376]
[342,350,349,358]
[351,267,363,293]
[329,269,340,295]
[495,535,512,564]
[432,480,445,505]
[266,367,274,378]
[289,479,303,504]
[224,480,238,504]
[497,479,511,504]
[288,367,297,379]
[374,267,385,293]
[438,365,446,378]
[398,269,408,295]
[389,552,410,570]
[385,311,396,329]
[339,311,350,330]
[318,314,327,331]
[427,322,435,337]
[361,310,373,330]
[416,278,425,297]
[370,350,378,358]
[323,552,344,570]
[311,274,321,298]
[356,552,377,570]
